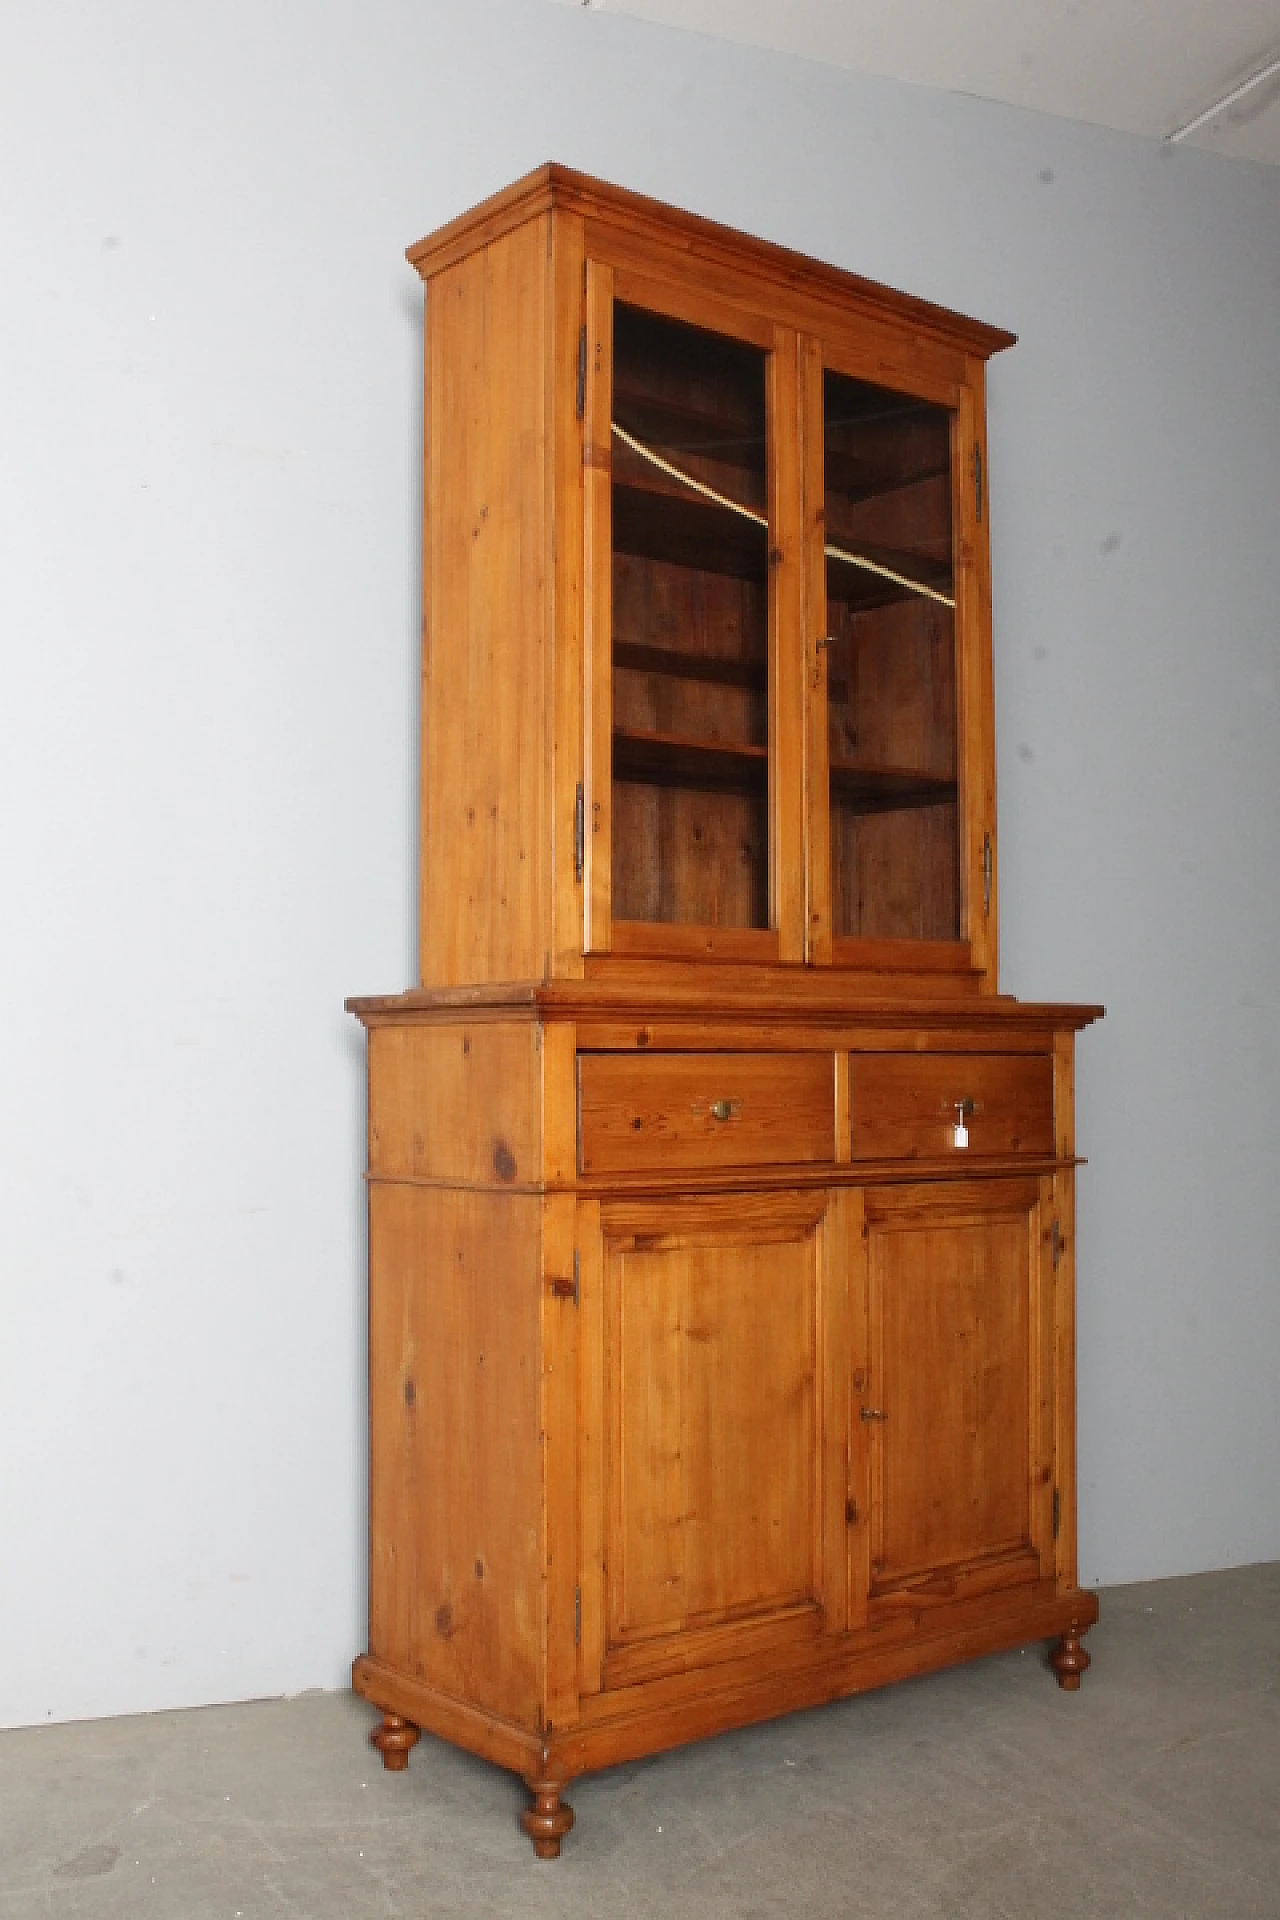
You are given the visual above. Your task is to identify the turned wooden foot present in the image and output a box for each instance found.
[1049,1625,1092,1691]
[369,1713,419,1771]
[520,1778,575,1860]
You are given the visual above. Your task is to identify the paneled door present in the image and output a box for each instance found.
[849,1178,1056,1624]
[577,1190,851,1694]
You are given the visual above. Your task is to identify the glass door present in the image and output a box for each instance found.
[585,269,794,959]
[806,352,967,961]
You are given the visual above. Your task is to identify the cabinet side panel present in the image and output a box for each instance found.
[368,1021,541,1186]
[368,1185,541,1727]
[420,218,551,987]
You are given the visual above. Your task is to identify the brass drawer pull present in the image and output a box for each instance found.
[860,1408,888,1422]
[709,1098,739,1122]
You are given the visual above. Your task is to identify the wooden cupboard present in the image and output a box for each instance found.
[347,166,1102,1857]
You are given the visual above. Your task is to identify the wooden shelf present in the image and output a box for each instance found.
[613,483,767,582]
[614,640,766,691]
[613,726,767,795]
[829,760,957,814]
[825,452,949,507]
[825,541,953,614]
[613,391,766,463]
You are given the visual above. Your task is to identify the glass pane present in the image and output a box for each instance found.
[610,302,769,930]
[823,371,959,942]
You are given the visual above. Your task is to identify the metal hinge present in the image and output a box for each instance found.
[1052,1488,1061,1541]
[574,782,585,884]
[982,833,992,919]
[974,440,983,523]
[576,324,587,420]
[574,1585,581,1646]
[1052,1219,1062,1271]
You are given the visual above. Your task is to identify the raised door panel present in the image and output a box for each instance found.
[852,1178,1054,1619]
[582,1191,848,1692]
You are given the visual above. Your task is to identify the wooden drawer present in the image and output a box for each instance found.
[578,1053,834,1176]
[851,1053,1054,1160]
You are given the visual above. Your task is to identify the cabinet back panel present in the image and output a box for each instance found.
[827,597,959,943]
[611,781,768,929]
[420,219,550,986]
[612,559,767,746]
[832,803,959,943]
[828,602,957,775]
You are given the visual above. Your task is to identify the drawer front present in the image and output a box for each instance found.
[578,1053,834,1176]
[851,1053,1054,1160]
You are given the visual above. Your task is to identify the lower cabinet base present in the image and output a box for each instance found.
[353,1587,1099,1859]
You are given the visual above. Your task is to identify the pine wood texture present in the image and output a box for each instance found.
[770,324,806,962]
[577,1050,833,1174]
[584,258,615,957]
[850,1052,1055,1160]
[599,1194,825,1669]
[367,1022,542,1187]
[419,215,552,987]
[858,1178,1054,1611]
[550,212,589,979]
[366,1184,542,1727]
[352,169,1103,1857]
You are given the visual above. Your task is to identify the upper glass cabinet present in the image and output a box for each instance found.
[410,168,1007,993]
[607,300,773,935]
[820,369,960,946]
[582,243,995,980]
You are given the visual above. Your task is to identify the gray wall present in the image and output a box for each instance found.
[2,0,1277,1727]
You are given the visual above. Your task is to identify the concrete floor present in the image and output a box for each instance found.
[2,1565,1276,1919]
